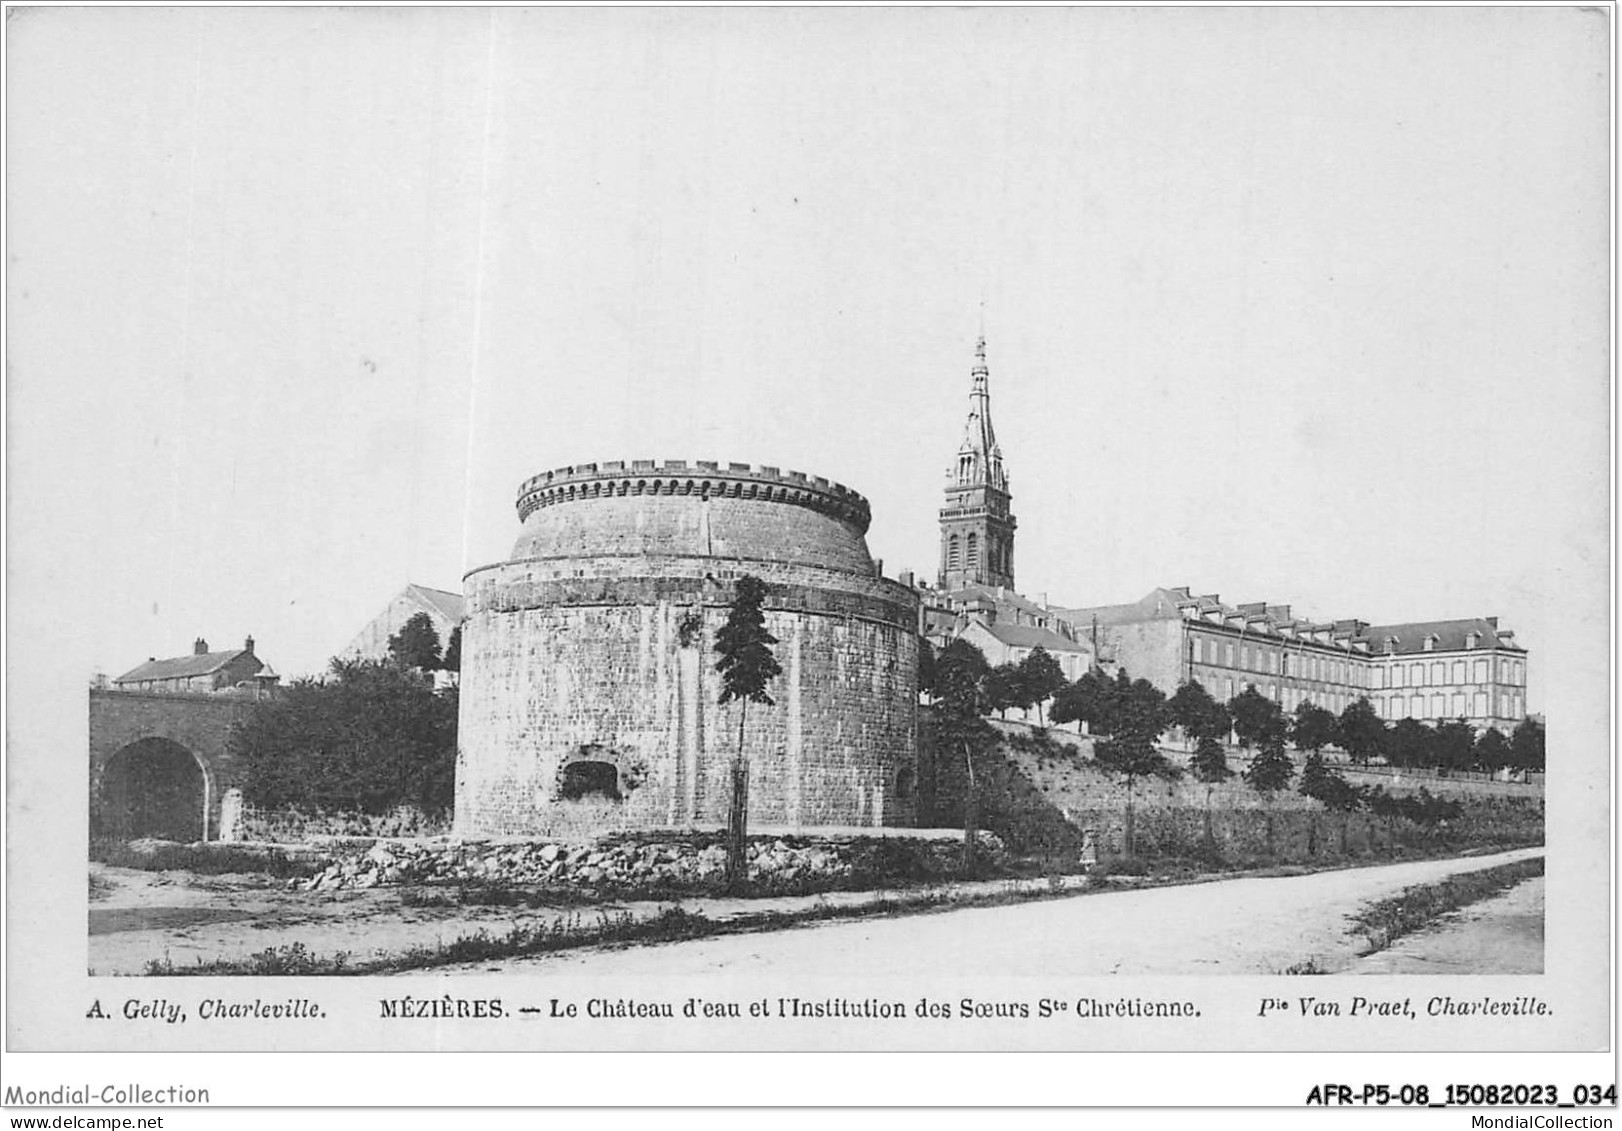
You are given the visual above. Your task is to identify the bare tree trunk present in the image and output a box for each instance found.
[1124,780,1136,860]
[961,739,978,871]
[725,703,749,892]
[1202,787,1215,856]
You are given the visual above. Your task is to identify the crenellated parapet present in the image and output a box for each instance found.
[515,459,872,534]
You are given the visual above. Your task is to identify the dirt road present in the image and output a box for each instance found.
[461,847,1544,976]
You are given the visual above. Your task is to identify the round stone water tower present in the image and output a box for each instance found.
[455,459,920,837]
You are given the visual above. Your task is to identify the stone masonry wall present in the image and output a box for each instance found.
[456,591,918,836]
[88,689,249,841]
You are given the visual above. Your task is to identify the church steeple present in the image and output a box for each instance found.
[939,336,1016,591]
[956,335,1007,492]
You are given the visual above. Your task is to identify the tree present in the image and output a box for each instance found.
[1290,702,1338,756]
[1510,718,1545,772]
[1188,736,1234,850]
[233,658,458,816]
[713,575,782,890]
[985,662,1025,720]
[932,639,994,867]
[387,612,442,671]
[1473,727,1511,773]
[917,637,937,704]
[1386,718,1432,769]
[1243,727,1295,856]
[440,625,462,673]
[1016,646,1067,727]
[1091,676,1179,858]
[1169,680,1231,746]
[1336,697,1386,766]
[1243,736,1295,798]
[1298,752,1360,812]
[1296,750,1360,855]
[1432,719,1477,773]
[1051,666,1127,737]
[1229,685,1285,752]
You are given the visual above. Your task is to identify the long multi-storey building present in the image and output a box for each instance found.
[917,335,1530,733]
[1054,588,1529,732]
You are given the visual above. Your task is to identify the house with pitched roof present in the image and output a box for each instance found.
[113,636,278,694]
[337,583,466,665]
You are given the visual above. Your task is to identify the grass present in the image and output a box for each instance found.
[91,839,321,880]
[1350,856,1545,954]
[145,907,716,976]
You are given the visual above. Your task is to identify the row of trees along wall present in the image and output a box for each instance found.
[917,640,1542,865]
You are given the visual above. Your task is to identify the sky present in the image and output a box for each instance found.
[7,5,1610,717]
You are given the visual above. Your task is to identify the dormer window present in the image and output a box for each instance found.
[1464,632,1480,650]
[1384,637,1398,655]
[1423,635,1438,652]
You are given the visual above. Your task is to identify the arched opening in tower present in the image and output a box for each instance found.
[558,759,622,802]
[95,738,207,842]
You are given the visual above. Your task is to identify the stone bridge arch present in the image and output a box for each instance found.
[88,689,252,843]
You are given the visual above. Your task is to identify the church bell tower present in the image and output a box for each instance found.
[938,336,1016,591]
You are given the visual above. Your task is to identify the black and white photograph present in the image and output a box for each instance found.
[4,1,1613,1115]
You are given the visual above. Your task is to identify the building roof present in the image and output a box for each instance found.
[1053,586,1523,656]
[944,582,1053,619]
[1051,587,1185,627]
[405,583,466,625]
[975,621,1091,653]
[115,649,254,683]
[1362,617,1523,655]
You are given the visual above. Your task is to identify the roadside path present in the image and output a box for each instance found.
[1342,875,1544,975]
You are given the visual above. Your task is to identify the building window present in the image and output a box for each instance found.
[1431,662,1444,685]
[1474,659,1488,683]
[947,534,961,570]
[966,532,979,569]
[1473,691,1487,717]
[1226,643,1235,667]
[1431,694,1444,719]
[1452,661,1464,684]
[1393,666,1404,688]
[1410,664,1425,687]
[1225,679,1234,700]
[1452,694,1464,717]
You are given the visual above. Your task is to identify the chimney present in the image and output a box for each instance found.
[194,638,209,655]
[873,557,884,578]
[244,635,255,654]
